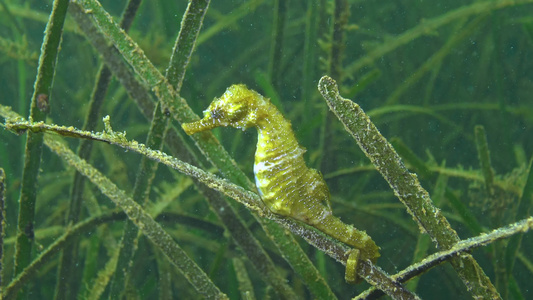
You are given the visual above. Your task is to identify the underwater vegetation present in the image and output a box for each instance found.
[0,0,533,299]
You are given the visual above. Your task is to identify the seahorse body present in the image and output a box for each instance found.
[182,84,380,264]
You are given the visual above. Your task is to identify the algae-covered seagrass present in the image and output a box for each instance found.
[0,0,532,299]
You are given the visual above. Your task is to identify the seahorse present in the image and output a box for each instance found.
[182,84,379,281]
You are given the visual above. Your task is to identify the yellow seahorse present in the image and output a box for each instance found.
[182,84,379,282]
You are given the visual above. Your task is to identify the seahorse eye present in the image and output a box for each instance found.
[211,108,222,120]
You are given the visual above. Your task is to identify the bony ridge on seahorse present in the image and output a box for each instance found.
[182,84,380,283]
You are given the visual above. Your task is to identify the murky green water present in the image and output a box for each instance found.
[0,0,532,299]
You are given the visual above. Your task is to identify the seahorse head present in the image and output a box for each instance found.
[182,84,262,135]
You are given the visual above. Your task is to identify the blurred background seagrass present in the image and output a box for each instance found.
[0,0,532,299]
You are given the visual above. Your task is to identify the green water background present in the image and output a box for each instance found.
[0,0,532,299]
